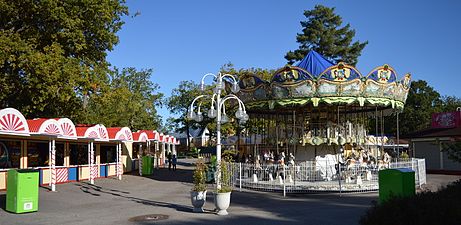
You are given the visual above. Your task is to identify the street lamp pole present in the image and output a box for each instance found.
[189,72,247,189]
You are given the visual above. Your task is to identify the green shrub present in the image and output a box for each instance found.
[360,180,461,225]
[217,155,233,193]
[192,159,207,192]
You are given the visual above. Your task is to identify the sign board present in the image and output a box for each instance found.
[431,111,461,128]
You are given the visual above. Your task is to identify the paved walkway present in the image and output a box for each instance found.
[0,159,459,225]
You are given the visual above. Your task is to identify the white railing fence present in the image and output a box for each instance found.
[226,158,426,196]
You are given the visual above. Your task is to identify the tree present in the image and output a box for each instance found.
[220,62,274,82]
[0,0,128,120]
[440,95,461,112]
[398,80,442,136]
[167,80,202,151]
[86,67,163,130]
[285,5,368,65]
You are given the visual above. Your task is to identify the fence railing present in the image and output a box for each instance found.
[225,158,426,196]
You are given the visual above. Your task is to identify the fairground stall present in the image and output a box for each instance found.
[229,51,426,193]
[0,108,179,191]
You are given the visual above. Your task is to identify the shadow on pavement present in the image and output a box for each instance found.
[75,182,194,213]
[143,168,194,183]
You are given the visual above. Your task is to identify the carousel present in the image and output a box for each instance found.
[231,51,423,192]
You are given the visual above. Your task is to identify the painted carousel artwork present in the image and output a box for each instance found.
[230,51,426,193]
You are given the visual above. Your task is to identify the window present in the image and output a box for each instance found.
[100,145,116,163]
[70,144,88,165]
[133,144,140,159]
[56,143,64,166]
[27,141,49,167]
[0,140,21,169]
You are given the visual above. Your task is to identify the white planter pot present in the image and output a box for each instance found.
[190,190,207,212]
[214,192,231,215]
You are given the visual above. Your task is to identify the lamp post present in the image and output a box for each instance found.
[188,73,248,188]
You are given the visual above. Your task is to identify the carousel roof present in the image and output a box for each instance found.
[296,50,334,77]
[237,51,411,110]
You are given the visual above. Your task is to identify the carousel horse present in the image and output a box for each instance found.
[255,155,262,170]
[288,153,295,166]
[279,152,286,166]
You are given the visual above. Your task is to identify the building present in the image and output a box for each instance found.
[409,109,461,172]
[0,108,179,191]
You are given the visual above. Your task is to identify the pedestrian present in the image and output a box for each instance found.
[172,154,177,171]
[167,152,172,170]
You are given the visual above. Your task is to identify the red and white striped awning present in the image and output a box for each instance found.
[153,130,160,141]
[55,118,77,139]
[107,127,133,141]
[27,118,63,137]
[132,131,149,142]
[136,130,158,141]
[76,124,109,141]
[0,108,30,136]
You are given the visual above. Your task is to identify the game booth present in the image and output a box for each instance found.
[0,108,179,191]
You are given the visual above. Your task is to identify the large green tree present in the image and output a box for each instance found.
[285,5,368,65]
[167,80,202,151]
[86,67,163,130]
[220,62,274,82]
[390,80,442,136]
[0,0,128,120]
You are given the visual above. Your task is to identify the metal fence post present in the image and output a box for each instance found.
[239,162,242,192]
[283,165,286,197]
[338,163,342,195]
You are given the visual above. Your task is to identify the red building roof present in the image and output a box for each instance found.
[106,127,133,141]
[27,118,62,135]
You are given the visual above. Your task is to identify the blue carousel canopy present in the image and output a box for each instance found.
[296,50,334,77]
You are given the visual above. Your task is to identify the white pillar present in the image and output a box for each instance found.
[162,142,166,167]
[156,141,159,168]
[139,143,143,176]
[89,141,94,184]
[50,139,56,192]
[117,142,122,180]
[173,144,176,155]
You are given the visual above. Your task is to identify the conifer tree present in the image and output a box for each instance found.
[285,5,368,65]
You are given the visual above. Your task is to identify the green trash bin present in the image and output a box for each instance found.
[6,169,39,213]
[379,168,415,203]
[142,155,153,176]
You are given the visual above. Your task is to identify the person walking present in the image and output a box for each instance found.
[172,154,177,171]
[167,152,172,171]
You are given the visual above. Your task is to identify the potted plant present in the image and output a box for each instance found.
[191,159,207,212]
[214,156,233,215]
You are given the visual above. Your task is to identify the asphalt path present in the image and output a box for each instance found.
[0,159,459,225]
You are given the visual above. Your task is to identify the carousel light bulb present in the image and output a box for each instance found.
[221,113,229,124]
[235,107,244,119]
[200,83,205,91]
[208,108,217,118]
[187,111,196,120]
[231,82,240,93]
[240,113,249,123]
[195,111,203,122]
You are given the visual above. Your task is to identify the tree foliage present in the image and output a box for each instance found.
[220,62,275,82]
[167,80,202,150]
[380,80,461,137]
[0,0,128,120]
[285,5,368,65]
[86,68,163,130]
[398,80,442,135]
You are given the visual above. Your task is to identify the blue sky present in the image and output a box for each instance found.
[107,0,461,123]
